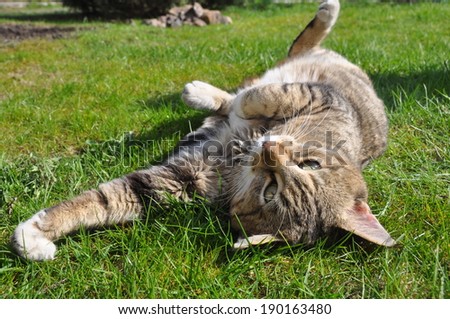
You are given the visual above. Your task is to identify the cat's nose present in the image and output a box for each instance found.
[262,140,277,150]
[260,140,292,169]
[262,139,292,152]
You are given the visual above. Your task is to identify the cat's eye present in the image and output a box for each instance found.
[263,183,278,202]
[298,160,321,170]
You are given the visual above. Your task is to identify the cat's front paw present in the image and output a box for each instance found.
[11,210,56,261]
[233,234,282,249]
[317,0,340,27]
[182,81,233,113]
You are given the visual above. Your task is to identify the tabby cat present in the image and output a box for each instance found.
[11,0,396,261]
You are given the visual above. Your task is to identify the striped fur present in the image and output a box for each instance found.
[11,0,395,261]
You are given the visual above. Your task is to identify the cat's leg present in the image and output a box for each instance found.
[288,0,340,57]
[232,82,342,120]
[11,159,216,261]
[182,81,234,115]
[11,178,143,261]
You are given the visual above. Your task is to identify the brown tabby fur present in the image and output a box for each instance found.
[11,0,395,261]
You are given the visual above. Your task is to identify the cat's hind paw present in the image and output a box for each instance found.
[182,81,233,114]
[317,0,340,27]
[11,210,56,261]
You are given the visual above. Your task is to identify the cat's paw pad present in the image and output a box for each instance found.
[317,0,340,26]
[182,81,232,112]
[11,210,56,261]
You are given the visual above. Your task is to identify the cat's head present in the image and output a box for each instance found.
[230,134,395,249]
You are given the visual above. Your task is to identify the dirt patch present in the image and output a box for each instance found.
[0,24,77,41]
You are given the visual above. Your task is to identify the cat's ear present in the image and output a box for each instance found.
[233,234,283,249]
[338,200,396,247]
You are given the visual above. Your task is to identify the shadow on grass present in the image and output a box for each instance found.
[0,10,89,24]
[129,92,207,144]
[138,92,206,141]
[78,92,207,170]
[0,7,149,24]
[371,67,449,111]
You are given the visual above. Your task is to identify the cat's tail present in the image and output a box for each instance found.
[288,0,340,57]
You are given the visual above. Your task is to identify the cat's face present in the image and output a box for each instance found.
[229,135,395,247]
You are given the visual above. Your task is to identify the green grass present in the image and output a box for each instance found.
[0,3,449,298]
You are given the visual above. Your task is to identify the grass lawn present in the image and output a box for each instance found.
[0,2,449,298]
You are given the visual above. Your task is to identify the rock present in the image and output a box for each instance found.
[143,3,231,28]
[158,15,167,24]
[200,10,221,25]
[168,5,188,17]
[143,18,166,28]
[185,2,204,19]
[192,17,207,27]
[220,15,233,25]
[201,10,232,25]
[166,15,183,28]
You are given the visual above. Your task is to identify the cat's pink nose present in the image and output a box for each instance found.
[262,140,277,150]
